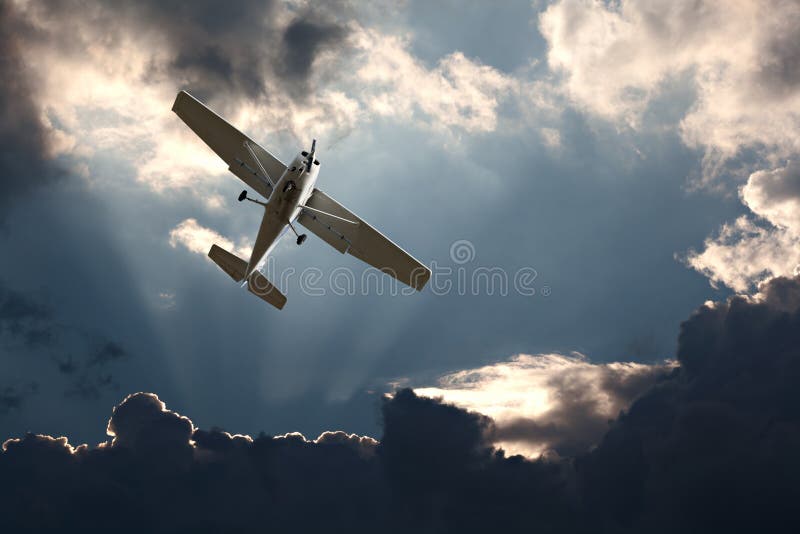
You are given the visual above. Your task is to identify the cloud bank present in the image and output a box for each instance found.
[3,275,800,532]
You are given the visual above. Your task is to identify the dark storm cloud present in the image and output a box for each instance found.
[0,2,61,220]
[279,15,349,83]
[578,275,800,532]
[4,276,800,531]
[25,0,353,103]
[378,389,577,532]
[0,390,576,533]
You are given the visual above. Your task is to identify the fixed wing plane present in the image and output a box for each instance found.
[172,91,431,309]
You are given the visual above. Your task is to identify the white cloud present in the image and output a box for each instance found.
[413,353,674,458]
[539,0,800,292]
[168,218,251,260]
[684,216,800,293]
[685,162,800,292]
[355,31,518,133]
[540,0,800,178]
[742,162,800,233]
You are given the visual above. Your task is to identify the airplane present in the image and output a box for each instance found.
[171,91,431,309]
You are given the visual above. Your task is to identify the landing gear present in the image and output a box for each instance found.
[282,181,296,193]
[238,191,267,208]
[287,220,306,245]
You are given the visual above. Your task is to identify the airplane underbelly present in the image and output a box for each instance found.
[248,211,286,271]
[277,177,316,220]
[249,168,317,271]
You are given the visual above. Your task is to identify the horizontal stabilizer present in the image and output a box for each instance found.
[247,271,287,310]
[208,244,246,282]
[208,244,287,309]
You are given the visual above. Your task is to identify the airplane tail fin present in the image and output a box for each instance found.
[208,244,287,310]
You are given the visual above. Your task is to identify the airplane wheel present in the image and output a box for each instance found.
[238,190,247,202]
[283,181,296,193]
[296,234,307,245]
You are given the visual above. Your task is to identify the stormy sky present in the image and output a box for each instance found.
[1,0,800,530]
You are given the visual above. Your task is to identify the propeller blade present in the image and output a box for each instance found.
[305,139,317,172]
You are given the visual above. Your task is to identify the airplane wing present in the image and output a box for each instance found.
[297,189,432,291]
[172,91,285,199]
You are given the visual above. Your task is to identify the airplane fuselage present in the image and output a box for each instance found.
[245,154,320,276]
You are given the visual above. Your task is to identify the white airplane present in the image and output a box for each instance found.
[172,91,431,309]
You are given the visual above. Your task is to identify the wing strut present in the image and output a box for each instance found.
[244,140,276,188]
[301,204,359,225]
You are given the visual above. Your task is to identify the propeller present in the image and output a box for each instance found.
[305,139,316,172]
